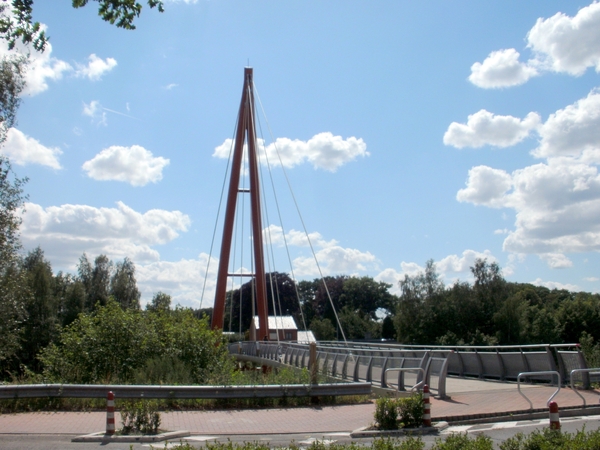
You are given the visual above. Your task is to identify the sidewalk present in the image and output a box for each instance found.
[0,379,598,435]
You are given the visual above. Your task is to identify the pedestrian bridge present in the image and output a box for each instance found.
[229,341,591,399]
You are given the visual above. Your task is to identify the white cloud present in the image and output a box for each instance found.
[1,128,62,168]
[82,100,107,126]
[454,90,600,262]
[75,54,117,81]
[15,42,71,96]
[539,253,573,268]
[437,249,498,274]
[136,254,216,308]
[293,246,377,277]
[82,145,170,186]
[264,225,337,249]
[534,89,600,159]
[375,250,499,295]
[20,201,190,269]
[469,2,600,88]
[527,2,600,76]
[469,49,539,88]
[456,165,512,208]
[444,109,541,149]
[530,278,580,292]
[214,132,369,172]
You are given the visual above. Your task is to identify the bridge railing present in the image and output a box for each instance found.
[318,341,588,387]
[229,341,452,399]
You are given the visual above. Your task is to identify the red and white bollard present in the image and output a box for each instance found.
[423,384,432,427]
[106,391,115,435]
[549,401,560,430]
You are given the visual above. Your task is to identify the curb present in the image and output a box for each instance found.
[350,422,448,438]
[434,405,600,426]
[72,430,191,443]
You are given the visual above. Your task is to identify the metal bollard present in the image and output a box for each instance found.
[423,384,432,427]
[106,391,115,435]
[549,401,560,430]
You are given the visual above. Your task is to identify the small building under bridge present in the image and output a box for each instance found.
[250,315,315,343]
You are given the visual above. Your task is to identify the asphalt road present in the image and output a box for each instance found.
[1,415,599,450]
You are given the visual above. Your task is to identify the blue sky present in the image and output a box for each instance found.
[2,1,600,308]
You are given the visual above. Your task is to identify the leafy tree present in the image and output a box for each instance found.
[54,272,86,327]
[39,299,233,384]
[0,55,25,143]
[20,246,59,370]
[0,0,165,51]
[0,157,29,367]
[339,276,395,320]
[309,317,335,341]
[110,257,140,309]
[146,291,171,312]
[78,253,113,310]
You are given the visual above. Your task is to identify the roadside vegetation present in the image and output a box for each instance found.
[153,428,600,450]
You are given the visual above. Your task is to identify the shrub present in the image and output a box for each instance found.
[432,432,493,450]
[374,392,423,430]
[374,396,399,430]
[38,301,234,385]
[120,399,161,435]
[397,392,423,429]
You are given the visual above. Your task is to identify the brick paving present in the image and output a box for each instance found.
[0,381,598,435]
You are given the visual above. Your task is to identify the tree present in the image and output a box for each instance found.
[0,156,29,367]
[0,0,165,51]
[309,317,335,341]
[78,253,113,310]
[21,246,59,370]
[110,257,140,309]
[147,291,171,312]
[0,55,25,144]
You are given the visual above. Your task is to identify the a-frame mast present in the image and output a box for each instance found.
[211,67,269,341]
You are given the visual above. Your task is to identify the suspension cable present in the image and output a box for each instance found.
[253,83,348,344]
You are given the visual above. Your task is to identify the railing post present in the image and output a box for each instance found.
[309,342,318,385]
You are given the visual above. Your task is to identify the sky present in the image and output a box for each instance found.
[1,1,600,309]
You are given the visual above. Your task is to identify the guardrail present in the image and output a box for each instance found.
[570,368,600,407]
[0,383,372,400]
[318,341,587,386]
[517,371,561,410]
[229,342,451,399]
[384,367,425,393]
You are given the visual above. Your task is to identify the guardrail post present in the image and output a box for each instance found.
[423,385,431,427]
[576,346,591,389]
[549,401,560,430]
[309,342,318,385]
[106,391,115,435]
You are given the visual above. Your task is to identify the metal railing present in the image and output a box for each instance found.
[229,341,452,399]
[570,368,600,407]
[318,342,587,385]
[517,371,561,410]
[0,382,372,400]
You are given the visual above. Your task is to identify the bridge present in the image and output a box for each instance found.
[229,340,594,400]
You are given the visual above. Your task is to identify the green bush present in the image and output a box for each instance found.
[397,392,423,429]
[374,396,399,430]
[120,399,161,435]
[374,392,423,430]
[38,301,234,385]
[432,433,493,450]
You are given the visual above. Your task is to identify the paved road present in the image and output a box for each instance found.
[1,415,599,449]
[0,378,598,449]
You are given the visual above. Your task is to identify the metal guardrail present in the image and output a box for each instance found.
[317,341,587,385]
[517,371,561,410]
[383,367,425,393]
[570,368,600,407]
[230,342,451,399]
[0,383,372,400]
